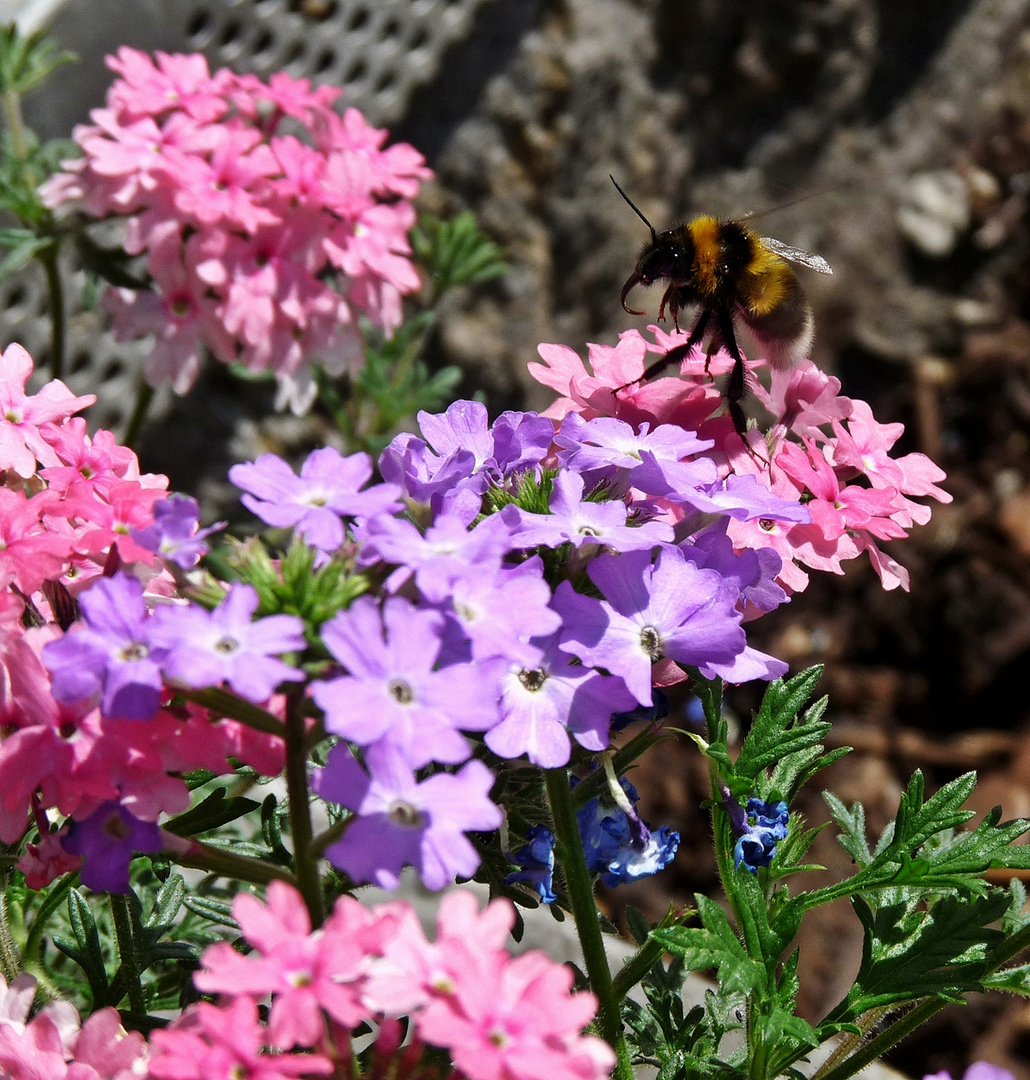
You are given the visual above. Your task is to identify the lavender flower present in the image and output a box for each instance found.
[555,547,751,705]
[149,584,306,701]
[130,494,225,569]
[42,572,167,721]
[313,742,503,891]
[62,800,163,893]
[501,470,673,552]
[487,632,637,768]
[311,596,500,768]
[443,557,561,667]
[356,510,514,603]
[229,447,401,553]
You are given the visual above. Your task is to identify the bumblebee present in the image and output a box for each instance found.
[612,176,832,445]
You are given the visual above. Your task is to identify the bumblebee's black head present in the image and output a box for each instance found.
[621,229,695,315]
[634,229,694,285]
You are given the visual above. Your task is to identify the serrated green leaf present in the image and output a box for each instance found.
[982,962,1030,996]
[823,891,1008,1024]
[655,894,766,997]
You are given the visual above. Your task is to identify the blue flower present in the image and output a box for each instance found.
[505,824,557,903]
[576,776,680,888]
[733,798,789,873]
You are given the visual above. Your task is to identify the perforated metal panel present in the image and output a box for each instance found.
[2,0,493,431]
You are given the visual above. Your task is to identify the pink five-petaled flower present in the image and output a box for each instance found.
[148,996,331,1080]
[149,583,306,701]
[0,343,96,478]
[417,945,615,1080]
[193,880,388,1049]
[0,974,148,1080]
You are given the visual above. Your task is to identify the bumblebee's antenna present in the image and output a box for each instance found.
[610,175,657,243]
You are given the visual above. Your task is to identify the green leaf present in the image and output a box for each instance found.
[411,210,507,296]
[181,895,238,929]
[0,25,76,96]
[735,667,835,798]
[0,233,50,280]
[144,873,185,932]
[57,888,111,1006]
[163,788,261,837]
[982,962,1030,997]
[822,890,1008,1025]
[655,894,767,997]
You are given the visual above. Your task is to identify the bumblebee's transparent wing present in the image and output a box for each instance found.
[759,236,833,274]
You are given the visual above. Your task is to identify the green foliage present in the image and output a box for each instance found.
[0,24,75,98]
[411,209,508,301]
[617,667,1030,1080]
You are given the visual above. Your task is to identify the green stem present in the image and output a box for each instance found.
[38,243,65,381]
[171,837,299,888]
[544,769,634,1080]
[1,88,27,161]
[178,686,287,738]
[0,872,22,981]
[611,934,669,1003]
[109,892,146,1015]
[284,689,324,928]
[122,378,154,451]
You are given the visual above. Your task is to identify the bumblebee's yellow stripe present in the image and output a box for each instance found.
[743,246,792,317]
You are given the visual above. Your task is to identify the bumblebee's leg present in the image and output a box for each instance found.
[658,284,682,330]
[714,307,751,443]
[618,306,712,390]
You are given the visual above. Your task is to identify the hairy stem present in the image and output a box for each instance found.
[284,688,324,928]
[544,768,634,1080]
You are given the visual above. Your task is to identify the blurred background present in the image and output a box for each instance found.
[4,0,1030,1075]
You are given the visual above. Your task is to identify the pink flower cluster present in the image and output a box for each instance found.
[531,326,951,593]
[0,972,147,1080]
[41,49,431,411]
[148,881,614,1080]
[0,343,282,877]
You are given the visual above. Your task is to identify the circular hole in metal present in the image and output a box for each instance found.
[251,28,276,59]
[313,47,337,75]
[283,39,308,65]
[70,349,91,375]
[3,284,26,312]
[380,17,401,41]
[218,19,242,47]
[346,5,369,31]
[100,359,126,383]
[343,57,368,83]
[186,8,214,41]
[374,70,396,93]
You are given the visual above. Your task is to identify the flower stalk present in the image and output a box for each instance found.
[544,768,633,1080]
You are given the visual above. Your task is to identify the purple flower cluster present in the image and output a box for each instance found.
[216,399,800,891]
[42,573,306,720]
